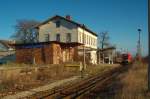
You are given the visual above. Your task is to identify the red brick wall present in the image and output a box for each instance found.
[16,48,33,64]
[52,43,61,64]
[43,44,52,64]
[33,48,44,64]
[15,43,79,64]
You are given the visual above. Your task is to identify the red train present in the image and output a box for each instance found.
[115,52,132,64]
[121,53,132,64]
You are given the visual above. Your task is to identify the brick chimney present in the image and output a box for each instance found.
[66,15,71,20]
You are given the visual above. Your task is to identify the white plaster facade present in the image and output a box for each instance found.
[38,18,78,43]
[37,15,97,64]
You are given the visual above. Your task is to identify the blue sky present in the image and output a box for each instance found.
[0,0,148,56]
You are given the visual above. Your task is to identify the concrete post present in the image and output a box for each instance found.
[109,56,110,64]
[103,54,105,64]
[111,53,114,64]
[112,56,113,64]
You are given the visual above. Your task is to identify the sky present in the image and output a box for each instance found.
[0,0,148,56]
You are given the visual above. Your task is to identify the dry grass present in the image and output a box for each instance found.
[0,62,116,97]
[115,61,149,99]
[0,63,80,97]
[85,64,119,75]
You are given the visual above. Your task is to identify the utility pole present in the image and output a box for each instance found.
[137,28,142,60]
[81,24,86,78]
[148,0,150,91]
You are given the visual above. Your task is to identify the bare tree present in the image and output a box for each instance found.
[11,19,40,44]
[99,32,110,49]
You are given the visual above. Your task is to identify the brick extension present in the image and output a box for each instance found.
[14,41,82,64]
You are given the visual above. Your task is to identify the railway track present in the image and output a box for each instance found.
[30,65,129,99]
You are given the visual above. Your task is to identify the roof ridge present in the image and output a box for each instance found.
[35,15,97,36]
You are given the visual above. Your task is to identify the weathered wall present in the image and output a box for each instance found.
[15,43,77,64]
[43,44,52,64]
[38,18,78,42]
[16,48,33,64]
[77,27,97,49]
[37,16,98,64]
[33,48,44,64]
[77,27,97,64]
[51,43,61,64]
[16,44,55,64]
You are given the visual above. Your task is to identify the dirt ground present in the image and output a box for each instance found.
[0,63,116,98]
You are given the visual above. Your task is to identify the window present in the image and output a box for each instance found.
[56,34,60,41]
[87,36,89,45]
[45,34,49,42]
[91,38,92,45]
[78,32,80,42]
[86,35,87,44]
[83,34,86,43]
[79,32,82,43]
[84,34,86,44]
[56,21,60,28]
[92,38,94,45]
[66,33,71,42]
[89,37,91,45]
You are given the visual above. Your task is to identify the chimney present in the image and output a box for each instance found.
[66,15,71,20]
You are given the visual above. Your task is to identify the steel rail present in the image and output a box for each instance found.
[30,65,129,99]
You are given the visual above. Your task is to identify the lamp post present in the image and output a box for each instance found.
[137,28,142,60]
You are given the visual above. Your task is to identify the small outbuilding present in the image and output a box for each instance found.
[97,47,116,64]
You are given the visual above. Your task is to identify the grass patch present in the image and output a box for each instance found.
[115,61,149,99]
[85,64,118,75]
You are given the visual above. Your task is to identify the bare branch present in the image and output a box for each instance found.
[98,31,110,49]
[11,19,40,44]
